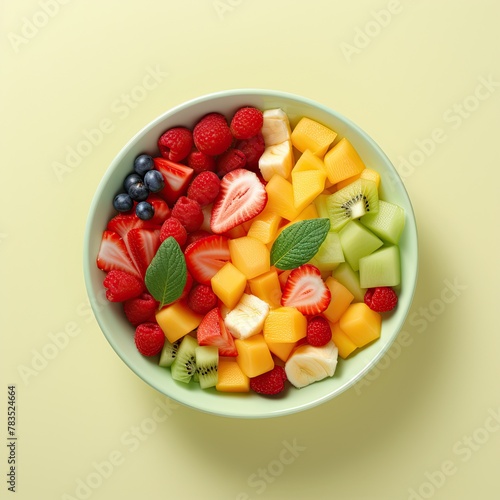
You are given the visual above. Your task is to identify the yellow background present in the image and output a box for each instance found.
[1,1,499,499]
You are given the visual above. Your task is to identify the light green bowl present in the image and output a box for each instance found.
[83,89,418,418]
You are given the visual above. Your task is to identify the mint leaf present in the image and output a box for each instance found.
[271,218,330,270]
[145,237,187,309]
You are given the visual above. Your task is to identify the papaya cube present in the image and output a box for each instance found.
[216,358,250,392]
[156,302,204,343]
[293,149,326,172]
[229,236,270,280]
[291,117,337,158]
[266,340,299,362]
[339,303,381,348]
[324,138,366,185]
[249,269,282,309]
[278,269,291,288]
[235,334,274,378]
[247,210,282,244]
[265,174,301,221]
[211,262,247,310]
[292,169,327,212]
[322,277,354,323]
[263,307,307,344]
[360,168,380,187]
[329,322,357,359]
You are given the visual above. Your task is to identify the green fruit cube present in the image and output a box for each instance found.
[333,262,366,303]
[310,231,345,271]
[359,245,401,288]
[360,200,405,245]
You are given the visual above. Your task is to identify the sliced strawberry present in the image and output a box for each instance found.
[148,194,171,225]
[281,264,331,315]
[106,213,145,239]
[153,157,194,206]
[197,307,238,357]
[184,234,230,285]
[210,168,267,234]
[96,230,141,279]
[126,228,161,278]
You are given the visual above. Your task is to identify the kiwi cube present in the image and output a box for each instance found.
[171,335,198,384]
[359,245,401,288]
[195,346,218,389]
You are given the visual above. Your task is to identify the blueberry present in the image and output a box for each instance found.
[113,193,133,212]
[124,173,142,192]
[143,169,165,193]
[136,201,154,220]
[134,154,154,177]
[128,181,149,202]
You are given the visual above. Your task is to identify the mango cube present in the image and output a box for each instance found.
[291,117,337,158]
[339,302,381,348]
[249,269,282,309]
[156,302,204,343]
[228,236,270,280]
[330,321,357,359]
[211,262,247,310]
[247,210,282,244]
[322,277,354,323]
[324,138,366,185]
[292,169,327,212]
[293,149,326,172]
[265,174,301,221]
[266,340,299,362]
[263,307,307,344]
[216,359,250,392]
[235,334,274,378]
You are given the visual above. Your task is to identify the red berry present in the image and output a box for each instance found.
[103,269,145,302]
[187,284,218,315]
[193,113,233,156]
[158,127,193,162]
[230,106,263,140]
[187,171,220,206]
[180,271,194,301]
[215,148,247,177]
[235,133,265,171]
[364,287,398,312]
[148,194,171,225]
[123,293,158,326]
[185,229,212,247]
[171,196,204,232]
[306,316,332,347]
[134,323,165,356]
[187,150,216,174]
[250,366,287,395]
[159,217,188,246]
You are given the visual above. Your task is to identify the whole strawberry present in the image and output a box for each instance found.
[193,113,233,156]
[364,287,398,312]
[250,366,287,395]
[134,323,165,356]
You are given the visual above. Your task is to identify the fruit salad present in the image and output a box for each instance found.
[96,105,405,396]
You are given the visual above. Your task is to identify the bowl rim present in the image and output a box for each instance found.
[83,88,419,418]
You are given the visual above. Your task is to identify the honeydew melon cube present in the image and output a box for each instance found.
[309,231,344,271]
[211,262,247,310]
[360,200,405,245]
[235,334,274,378]
[333,262,366,303]
[314,193,330,219]
[291,117,337,158]
[359,245,401,288]
[338,220,383,272]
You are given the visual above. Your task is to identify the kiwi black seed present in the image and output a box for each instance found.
[171,335,198,383]
[327,178,379,231]
[159,338,181,368]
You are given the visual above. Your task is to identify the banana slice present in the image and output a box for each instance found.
[224,293,270,339]
[285,341,339,388]
[261,108,292,146]
[258,140,294,181]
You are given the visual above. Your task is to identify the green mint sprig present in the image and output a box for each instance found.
[145,237,187,309]
[270,218,330,270]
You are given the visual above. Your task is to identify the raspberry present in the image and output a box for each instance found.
[180,271,194,301]
[230,106,264,140]
[185,229,212,247]
[134,323,165,356]
[306,316,332,347]
[159,217,188,246]
[171,196,204,233]
[364,287,398,312]
[187,171,220,206]
[235,133,265,171]
[158,127,193,162]
[187,150,216,174]
[250,366,287,395]
[123,293,158,326]
[215,148,247,177]
[193,113,233,156]
[187,284,218,315]
[103,269,145,302]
